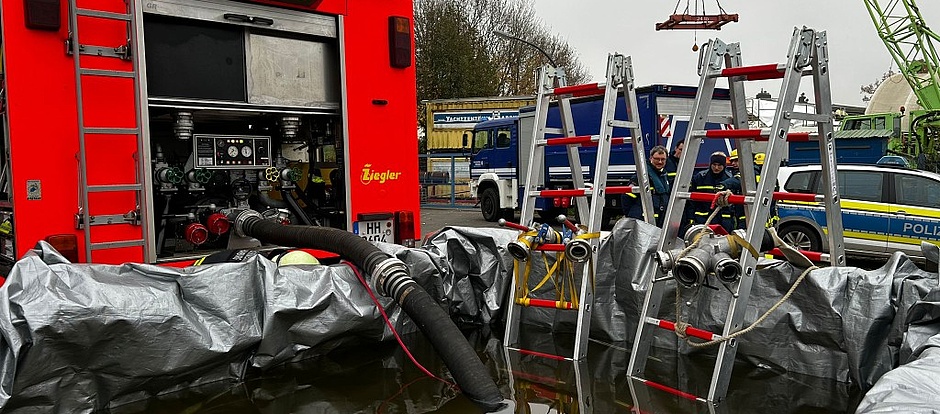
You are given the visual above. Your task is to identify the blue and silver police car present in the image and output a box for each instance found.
[776,164,940,262]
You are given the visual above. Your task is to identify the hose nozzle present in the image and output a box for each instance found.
[713,252,742,283]
[507,238,535,261]
[564,238,591,263]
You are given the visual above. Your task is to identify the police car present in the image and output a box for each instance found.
[776,164,940,262]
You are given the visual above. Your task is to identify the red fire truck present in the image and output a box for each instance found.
[0,0,419,267]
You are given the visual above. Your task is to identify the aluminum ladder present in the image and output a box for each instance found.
[503,54,652,361]
[628,27,845,405]
[68,0,152,263]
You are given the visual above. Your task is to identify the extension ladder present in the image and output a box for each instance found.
[628,27,845,404]
[68,0,152,263]
[503,54,653,361]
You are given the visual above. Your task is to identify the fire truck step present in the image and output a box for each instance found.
[80,68,135,78]
[90,239,145,250]
[88,184,142,193]
[715,63,786,80]
[75,8,131,21]
[84,127,139,135]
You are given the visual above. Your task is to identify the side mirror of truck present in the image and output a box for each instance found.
[462,132,469,148]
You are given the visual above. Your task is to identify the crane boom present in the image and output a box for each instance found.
[864,0,940,109]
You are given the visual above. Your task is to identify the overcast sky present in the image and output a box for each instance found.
[530,0,940,108]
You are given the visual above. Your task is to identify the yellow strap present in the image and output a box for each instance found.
[575,232,600,240]
[727,233,759,258]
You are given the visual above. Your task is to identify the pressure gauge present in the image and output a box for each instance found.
[241,145,253,158]
[227,145,239,157]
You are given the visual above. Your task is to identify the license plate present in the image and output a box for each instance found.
[353,218,395,243]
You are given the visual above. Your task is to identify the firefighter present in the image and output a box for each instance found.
[622,145,672,226]
[726,149,740,176]
[722,152,777,229]
[665,139,684,181]
[688,152,735,232]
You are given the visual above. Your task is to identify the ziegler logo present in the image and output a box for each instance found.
[361,164,402,185]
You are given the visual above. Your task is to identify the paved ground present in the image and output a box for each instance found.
[419,206,495,238]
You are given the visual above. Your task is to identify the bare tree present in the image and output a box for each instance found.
[415,0,589,110]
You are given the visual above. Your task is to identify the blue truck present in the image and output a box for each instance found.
[468,84,735,223]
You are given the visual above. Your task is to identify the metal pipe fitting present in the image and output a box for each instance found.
[564,238,591,263]
[174,111,194,140]
[371,257,412,298]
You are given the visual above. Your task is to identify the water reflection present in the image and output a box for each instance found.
[109,328,860,413]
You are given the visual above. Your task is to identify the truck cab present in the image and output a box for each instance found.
[469,118,521,221]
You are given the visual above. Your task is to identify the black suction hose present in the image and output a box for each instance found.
[231,210,505,411]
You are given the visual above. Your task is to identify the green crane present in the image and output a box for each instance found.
[864,0,940,170]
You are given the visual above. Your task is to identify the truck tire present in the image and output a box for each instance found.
[779,224,822,252]
[480,188,503,222]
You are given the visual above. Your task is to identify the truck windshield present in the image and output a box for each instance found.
[471,130,490,155]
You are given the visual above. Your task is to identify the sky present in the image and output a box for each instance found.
[529,0,940,108]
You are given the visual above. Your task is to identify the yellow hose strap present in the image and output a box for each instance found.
[727,233,759,259]
[531,252,563,293]
[575,232,601,241]
[514,298,576,309]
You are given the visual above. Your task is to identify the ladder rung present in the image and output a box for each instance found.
[631,376,708,403]
[80,68,135,78]
[553,82,606,98]
[76,8,131,21]
[509,346,569,361]
[699,129,810,142]
[84,127,139,135]
[605,186,638,195]
[88,184,142,193]
[515,297,577,310]
[788,112,831,123]
[717,63,786,80]
[541,135,598,146]
[534,243,565,252]
[680,191,822,205]
[773,192,823,202]
[681,191,743,204]
[540,135,631,147]
[543,127,564,135]
[707,116,734,124]
[768,248,829,262]
[535,188,590,197]
[609,120,638,129]
[646,317,721,342]
[90,239,145,250]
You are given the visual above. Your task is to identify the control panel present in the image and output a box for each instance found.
[193,134,272,169]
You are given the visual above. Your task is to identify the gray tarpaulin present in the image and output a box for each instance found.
[0,217,937,411]
[856,287,940,413]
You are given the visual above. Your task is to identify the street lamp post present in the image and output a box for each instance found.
[492,29,557,68]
